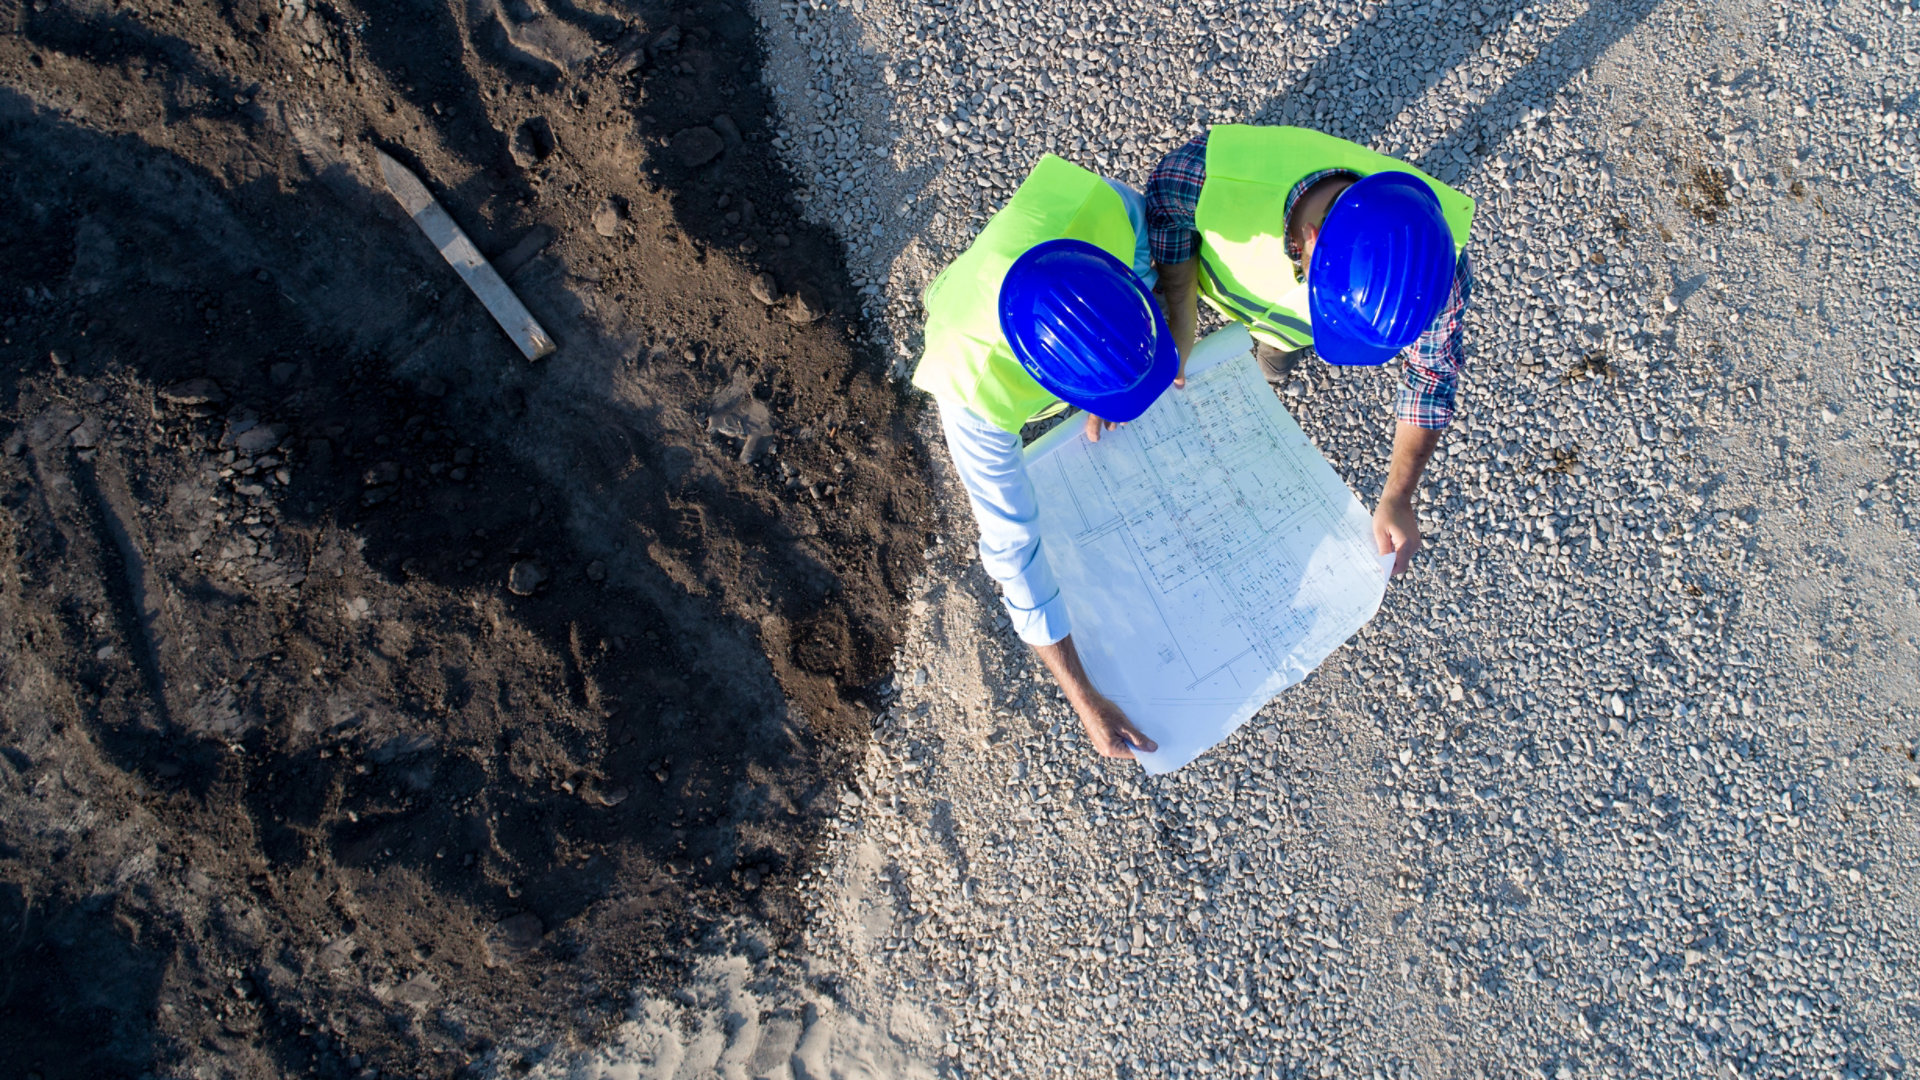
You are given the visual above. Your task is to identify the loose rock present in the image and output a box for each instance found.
[783,286,824,324]
[507,560,547,596]
[511,116,556,169]
[160,378,226,406]
[592,196,626,238]
[489,912,544,959]
[749,272,781,306]
[670,126,725,168]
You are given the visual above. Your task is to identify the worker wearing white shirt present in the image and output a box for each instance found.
[912,154,1169,759]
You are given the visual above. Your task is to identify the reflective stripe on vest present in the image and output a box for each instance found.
[1193,125,1476,351]
[911,155,1137,434]
[1196,256,1314,346]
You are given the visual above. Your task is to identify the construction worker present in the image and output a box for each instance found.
[1146,124,1474,580]
[914,140,1461,760]
[912,155,1168,760]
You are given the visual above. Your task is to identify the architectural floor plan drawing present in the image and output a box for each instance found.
[1025,325,1390,774]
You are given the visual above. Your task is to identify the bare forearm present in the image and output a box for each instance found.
[1032,634,1100,711]
[1382,422,1442,504]
[1032,634,1156,758]
[1155,258,1199,361]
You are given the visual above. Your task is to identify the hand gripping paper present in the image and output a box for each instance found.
[1024,325,1389,774]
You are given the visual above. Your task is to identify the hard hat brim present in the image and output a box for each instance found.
[1312,326,1406,367]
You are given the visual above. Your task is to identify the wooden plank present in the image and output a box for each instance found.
[375,149,556,361]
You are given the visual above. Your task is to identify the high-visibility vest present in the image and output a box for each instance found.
[1194,125,1475,350]
[912,155,1138,434]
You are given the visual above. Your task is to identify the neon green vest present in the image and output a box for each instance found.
[912,155,1137,434]
[1194,125,1475,350]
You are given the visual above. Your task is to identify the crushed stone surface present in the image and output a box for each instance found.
[535,0,1920,1075]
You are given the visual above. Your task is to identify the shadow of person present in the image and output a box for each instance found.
[1415,0,1671,177]
[1251,0,1543,146]
[1240,0,1669,180]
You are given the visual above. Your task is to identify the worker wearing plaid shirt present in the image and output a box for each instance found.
[1146,129,1473,577]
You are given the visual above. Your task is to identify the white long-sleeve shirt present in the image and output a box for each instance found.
[939,401,1069,644]
[932,179,1156,648]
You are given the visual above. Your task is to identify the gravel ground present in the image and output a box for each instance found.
[541,0,1920,1076]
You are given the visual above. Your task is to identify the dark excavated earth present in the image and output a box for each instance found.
[0,0,928,1075]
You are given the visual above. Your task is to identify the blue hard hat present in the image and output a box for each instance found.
[999,239,1178,423]
[1307,172,1457,367]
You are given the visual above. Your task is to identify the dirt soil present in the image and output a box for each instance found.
[0,0,929,1075]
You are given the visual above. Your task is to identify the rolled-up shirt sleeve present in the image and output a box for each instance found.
[1395,252,1472,430]
[937,401,1070,647]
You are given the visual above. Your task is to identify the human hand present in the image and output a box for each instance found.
[1074,689,1157,760]
[1373,495,1422,578]
[1084,412,1124,443]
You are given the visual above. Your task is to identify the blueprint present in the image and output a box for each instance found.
[1024,325,1389,774]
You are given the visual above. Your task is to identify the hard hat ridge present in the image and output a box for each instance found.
[1307,171,1456,367]
[999,239,1179,423]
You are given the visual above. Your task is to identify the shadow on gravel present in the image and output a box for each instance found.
[1252,0,1667,175]
[1416,0,1670,172]
[0,0,925,1071]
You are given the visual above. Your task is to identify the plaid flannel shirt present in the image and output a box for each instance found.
[1145,131,1470,430]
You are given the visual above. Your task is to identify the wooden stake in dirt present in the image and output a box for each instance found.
[376,149,556,361]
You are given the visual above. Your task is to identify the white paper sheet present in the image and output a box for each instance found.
[1024,325,1387,774]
